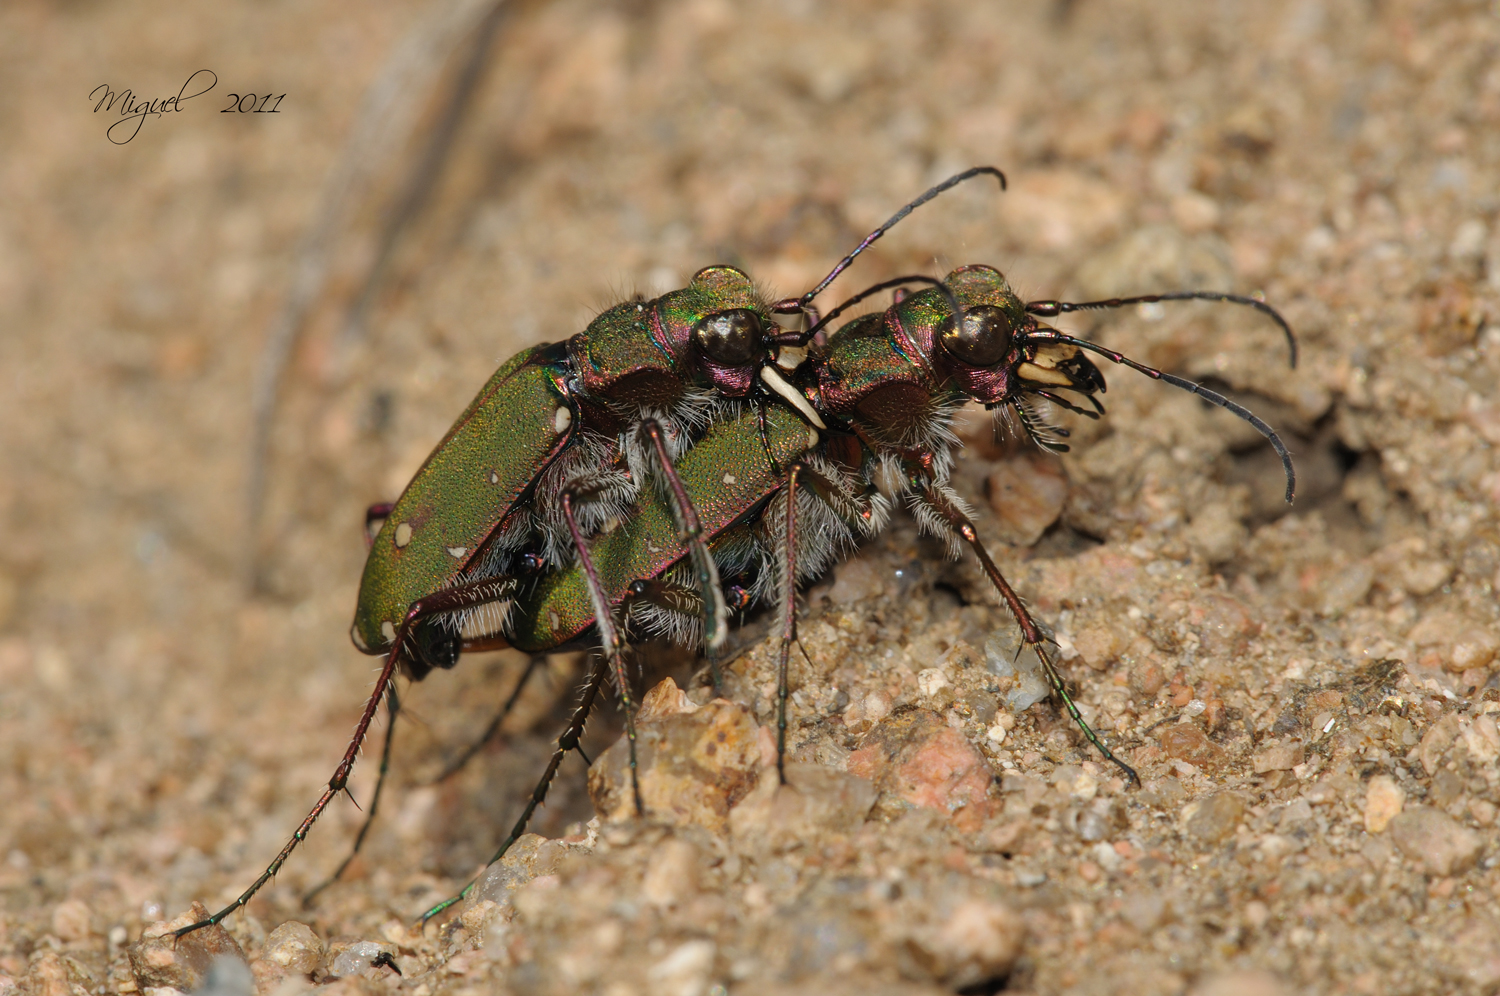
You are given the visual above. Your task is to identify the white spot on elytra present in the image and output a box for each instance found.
[806,426,820,448]
[722,472,737,485]
[548,609,561,630]
[380,620,396,644]
[350,624,369,652]
[489,470,499,485]
[554,406,572,434]
[447,546,467,558]
[393,522,413,548]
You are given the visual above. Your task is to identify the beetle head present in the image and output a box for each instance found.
[816,265,1106,446]
[654,265,778,397]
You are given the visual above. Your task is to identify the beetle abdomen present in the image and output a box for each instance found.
[351,346,574,654]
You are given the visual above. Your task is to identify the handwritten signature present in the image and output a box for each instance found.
[90,69,218,145]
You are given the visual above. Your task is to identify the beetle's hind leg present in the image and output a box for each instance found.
[308,647,573,909]
[916,486,1140,787]
[302,683,401,907]
[418,651,610,926]
[175,574,524,938]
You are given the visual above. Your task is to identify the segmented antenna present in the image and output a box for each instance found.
[773,166,1008,317]
[772,275,961,346]
[1034,331,1297,504]
[1026,292,1298,369]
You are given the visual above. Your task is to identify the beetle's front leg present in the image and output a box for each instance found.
[916,486,1140,787]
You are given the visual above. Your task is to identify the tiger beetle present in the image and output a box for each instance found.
[173,237,847,938]
[176,166,1298,937]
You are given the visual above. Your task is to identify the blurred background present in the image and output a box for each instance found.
[2,0,1498,993]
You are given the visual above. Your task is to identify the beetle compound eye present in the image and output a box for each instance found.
[939,305,1012,366]
[693,309,762,366]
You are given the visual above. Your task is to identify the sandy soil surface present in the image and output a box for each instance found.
[3,1,1499,994]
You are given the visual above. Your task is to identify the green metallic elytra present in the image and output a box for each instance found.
[508,402,818,652]
[351,346,572,652]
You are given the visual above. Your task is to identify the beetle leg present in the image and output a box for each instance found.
[561,489,644,818]
[917,487,1141,787]
[639,419,730,656]
[302,683,401,907]
[773,464,804,785]
[428,654,547,784]
[174,574,521,938]
[419,650,611,926]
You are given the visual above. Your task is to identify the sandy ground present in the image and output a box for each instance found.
[3,1,1500,994]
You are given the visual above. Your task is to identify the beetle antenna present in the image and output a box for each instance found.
[783,167,1008,311]
[1037,332,1296,503]
[771,275,963,346]
[1025,291,1298,369]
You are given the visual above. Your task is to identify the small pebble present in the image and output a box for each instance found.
[1071,624,1123,672]
[1363,775,1404,833]
[1320,561,1373,614]
[329,941,388,979]
[1390,807,1484,876]
[1129,658,1168,697]
[50,899,92,942]
[1090,840,1122,870]
[985,632,1048,710]
[1188,969,1292,996]
[263,921,323,975]
[1014,867,1048,887]
[1181,792,1245,843]
[641,837,701,909]
[1157,723,1226,771]
[1461,715,1500,763]
[847,708,997,830]
[647,939,716,994]
[917,667,950,698]
[919,899,1022,987]
[589,679,763,833]
[128,904,249,994]
[1252,741,1303,773]
[195,956,254,996]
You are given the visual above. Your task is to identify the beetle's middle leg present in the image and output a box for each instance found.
[773,465,804,785]
[419,649,611,926]
[428,654,547,784]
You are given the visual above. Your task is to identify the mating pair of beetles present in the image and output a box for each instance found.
[179,167,1297,936]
